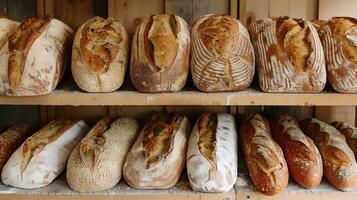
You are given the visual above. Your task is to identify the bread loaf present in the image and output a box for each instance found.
[240,113,288,195]
[0,16,73,96]
[191,14,255,92]
[249,17,326,92]
[123,112,191,189]
[67,116,140,192]
[72,16,128,92]
[0,124,31,172]
[332,121,357,158]
[186,112,237,192]
[130,14,190,93]
[315,17,357,93]
[300,118,357,191]
[269,114,323,188]
[1,119,88,189]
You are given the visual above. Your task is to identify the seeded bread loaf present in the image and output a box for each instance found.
[249,17,326,92]
[123,112,191,189]
[186,112,237,192]
[191,14,255,92]
[72,16,128,92]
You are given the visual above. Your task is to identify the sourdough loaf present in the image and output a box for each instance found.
[130,14,190,93]
[249,17,326,92]
[332,121,357,158]
[72,16,128,92]
[300,118,357,191]
[187,112,237,192]
[1,119,88,189]
[123,112,191,189]
[0,124,31,172]
[315,17,357,93]
[269,114,323,188]
[240,113,289,195]
[0,16,73,96]
[67,117,140,192]
[191,14,255,92]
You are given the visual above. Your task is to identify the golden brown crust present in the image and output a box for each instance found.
[20,119,78,174]
[197,112,217,168]
[7,16,51,90]
[79,16,123,74]
[143,112,183,169]
[332,121,357,157]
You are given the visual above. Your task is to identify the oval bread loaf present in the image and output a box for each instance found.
[331,121,357,158]
[269,114,323,188]
[187,112,237,192]
[130,14,190,93]
[67,116,140,192]
[0,124,31,172]
[191,14,255,92]
[123,112,191,189]
[1,119,88,189]
[0,16,73,96]
[72,16,128,92]
[240,113,289,195]
[300,118,357,191]
[315,17,357,93]
[249,17,326,93]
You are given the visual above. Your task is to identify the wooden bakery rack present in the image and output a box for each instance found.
[1,0,357,200]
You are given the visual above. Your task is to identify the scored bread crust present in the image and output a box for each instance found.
[316,17,357,93]
[186,112,238,192]
[331,121,357,159]
[0,124,31,172]
[191,14,255,92]
[240,113,288,195]
[300,118,357,191]
[130,14,190,93]
[249,17,326,93]
[67,117,140,192]
[1,16,73,96]
[123,112,191,189]
[1,119,88,189]
[72,16,129,92]
[269,114,323,188]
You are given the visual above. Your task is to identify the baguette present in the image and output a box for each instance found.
[187,112,238,192]
[1,119,88,189]
[269,114,323,188]
[331,121,357,158]
[240,113,288,195]
[300,118,357,191]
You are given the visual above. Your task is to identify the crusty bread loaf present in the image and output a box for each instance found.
[123,112,191,189]
[1,119,88,189]
[240,113,288,195]
[0,124,31,172]
[269,114,323,188]
[249,17,326,93]
[332,121,357,158]
[191,14,255,92]
[187,112,237,192]
[130,14,190,93]
[315,17,357,93]
[0,16,73,96]
[72,16,128,92]
[300,118,357,191]
[67,116,139,192]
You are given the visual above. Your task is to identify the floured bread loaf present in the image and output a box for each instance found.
[123,112,191,189]
[249,17,326,92]
[72,16,128,92]
[315,17,357,93]
[0,16,73,96]
[130,14,190,93]
[332,121,357,157]
[186,112,237,192]
[1,119,88,189]
[191,14,255,92]
[67,117,140,192]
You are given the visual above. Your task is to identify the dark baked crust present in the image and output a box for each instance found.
[197,112,217,168]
